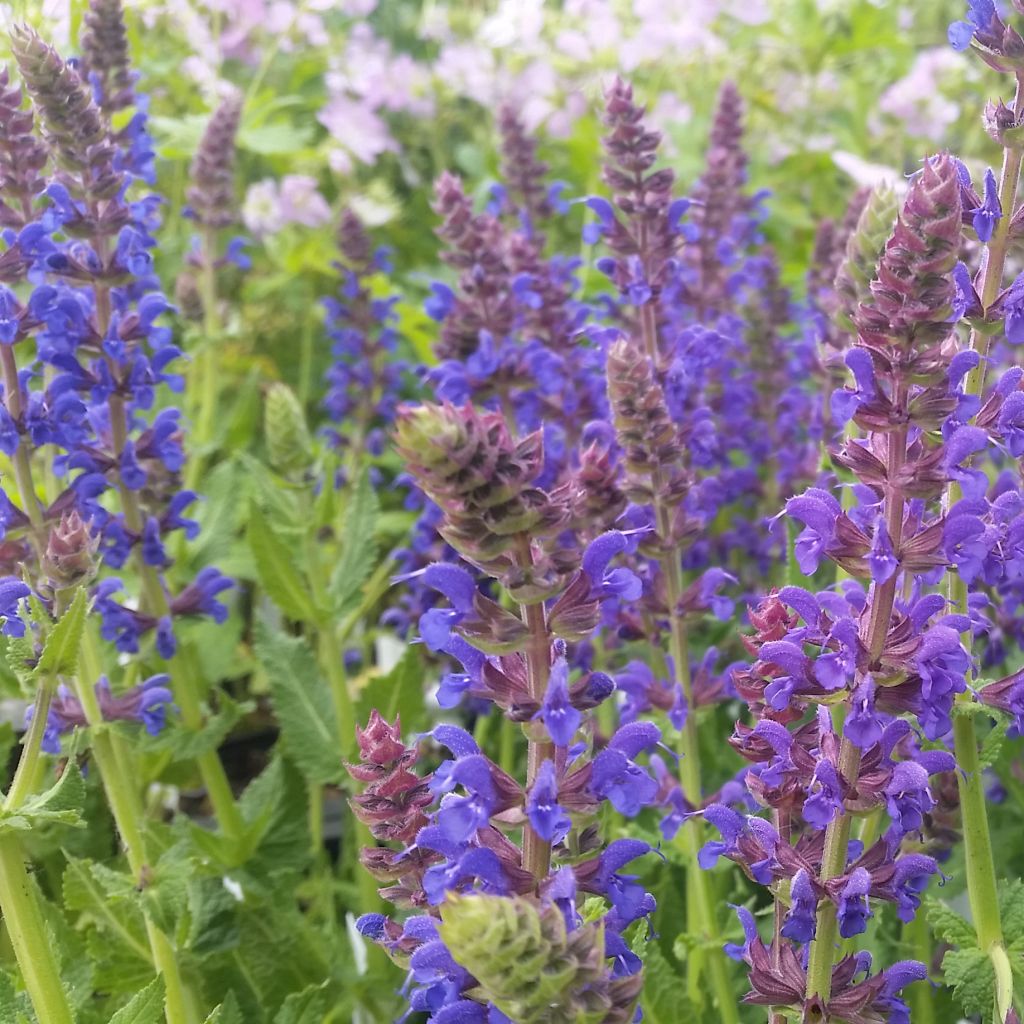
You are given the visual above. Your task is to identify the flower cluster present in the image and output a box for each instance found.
[352,397,661,1022]
[700,148,1024,1019]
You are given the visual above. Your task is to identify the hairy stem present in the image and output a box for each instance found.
[516,536,553,883]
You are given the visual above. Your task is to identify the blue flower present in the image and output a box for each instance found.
[973,168,1002,242]
[526,760,570,843]
[780,868,817,943]
[538,654,581,747]
[0,577,30,637]
[948,0,997,50]
[837,867,872,938]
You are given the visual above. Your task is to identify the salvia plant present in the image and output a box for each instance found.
[0,3,1023,1024]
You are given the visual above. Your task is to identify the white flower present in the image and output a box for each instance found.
[242,179,284,237]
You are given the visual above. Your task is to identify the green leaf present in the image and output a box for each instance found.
[979,717,1009,769]
[329,470,380,615]
[238,121,314,155]
[203,994,242,1024]
[254,623,341,785]
[140,694,254,762]
[925,897,977,949]
[355,647,425,736]
[203,993,242,1024]
[187,876,241,955]
[107,977,165,1024]
[0,973,20,1024]
[63,857,152,967]
[1,761,86,832]
[36,588,89,677]
[640,944,693,1024]
[248,501,320,623]
[273,983,331,1024]
[999,878,1024,941]
[943,946,993,1021]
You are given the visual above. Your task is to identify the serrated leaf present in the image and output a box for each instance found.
[273,983,331,1024]
[187,877,240,955]
[979,717,1009,769]
[2,761,86,832]
[640,944,691,1024]
[248,502,320,623]
[254,623,341,785]
[203,993,242,1024]
[943,946,993,1020]
[355,647,425,737]
[140,694,254,762]
[36,588,89,677]
[107,977,165,1024]
[925,897,977,948]
[329,471,380,615]
[0,973,19,1024]
[63,857,152,966]
[999,878,1024,940]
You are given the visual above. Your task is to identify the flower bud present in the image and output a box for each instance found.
[43,510,98,589]
[187,93,243,230]
[264,382,314,478]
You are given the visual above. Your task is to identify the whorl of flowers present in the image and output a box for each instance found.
[0,67,48,231]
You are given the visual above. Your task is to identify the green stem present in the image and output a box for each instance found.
[187,227,223,494]
[904,906,936,1024]
[0,835,75,1024]
[3,680,57,811]
[78,630,197,1024]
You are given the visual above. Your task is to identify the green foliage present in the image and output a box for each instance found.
[36,589,90,678]
[328,468,380,616]
[106,978,165,1024]
[253,623,341,785]
[248,502,321,623]
[943,947,994,1021]
[0,763,86,834]
[354,647,426,736]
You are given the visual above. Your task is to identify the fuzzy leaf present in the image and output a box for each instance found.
[639,944,692,1024]
[248,501,320,623]
[1,761,86,833]
[187,876,241,955]
[140,694,254,762]
[979,716,1009,769]
[107,977,165,1024]
[999,879,1024,943]
[254,623,341,784]
[0,973,20,1024]
[203,994,243,1024]
[36,588,89,677]
[273,983,331,1024]
[943,946,993,1020]
[355,647,425,738]
[329,469,379,616]
[62,857,152,967]
[925,897,977,948]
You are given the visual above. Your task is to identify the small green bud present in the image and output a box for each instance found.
[264,382,314,477]
[439,893,641,1024]
[833,184,899,334]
